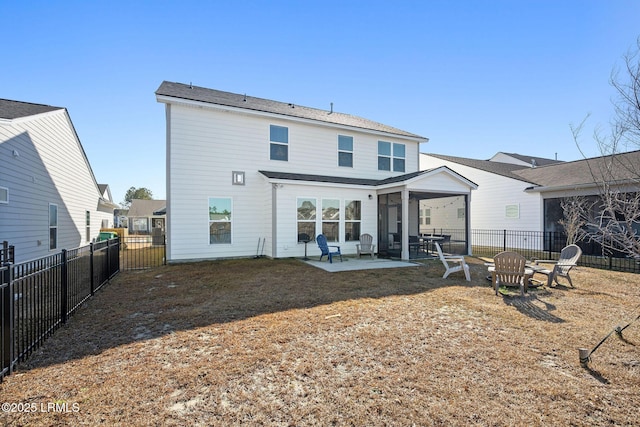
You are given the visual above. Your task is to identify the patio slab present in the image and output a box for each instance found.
[303,257,420,272]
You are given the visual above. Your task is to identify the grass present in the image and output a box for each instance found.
[1,256,639,426]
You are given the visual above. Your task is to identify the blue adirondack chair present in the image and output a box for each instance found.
[316,234,342,263]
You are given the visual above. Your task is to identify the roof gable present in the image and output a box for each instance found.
[156,81,427,141]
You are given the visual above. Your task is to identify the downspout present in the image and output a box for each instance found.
[165,104,172,262]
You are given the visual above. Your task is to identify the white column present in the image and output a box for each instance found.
[401,188,410,260]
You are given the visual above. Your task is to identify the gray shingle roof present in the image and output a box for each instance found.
[427,150,640,189]
[425,153,539,184]
[156,81,427,140]
[128,199,167,217]
[0,99,63,120]
[513,150,640,188]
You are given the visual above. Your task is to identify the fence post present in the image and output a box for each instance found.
[2,263,14,376]
[163,234,167,266]
[90,242,95,296]
[61,249,68,324]
[503,230,507,251]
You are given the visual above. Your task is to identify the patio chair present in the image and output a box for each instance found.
[356,233,375,259]
[435,242,470,281]
[489,251,531,296]
[316,234,342,263]
[533,244,582,287]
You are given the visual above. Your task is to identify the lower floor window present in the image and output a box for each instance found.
[209,197,232,244]
[345,200,361,241]
[297,198,316,242]
[322,199,340,242]
[296,198,363,242]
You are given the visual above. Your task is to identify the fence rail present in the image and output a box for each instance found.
[1,239,120,380]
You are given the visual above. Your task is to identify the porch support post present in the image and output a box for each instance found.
[465,193,472,255]
[401,188,410,260]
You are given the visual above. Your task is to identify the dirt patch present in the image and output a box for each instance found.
[1,257,639,426]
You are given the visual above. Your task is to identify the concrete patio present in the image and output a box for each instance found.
[302,256,421,272]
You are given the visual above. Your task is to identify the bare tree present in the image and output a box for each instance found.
[558,196,588,246]
[573,37,640,260]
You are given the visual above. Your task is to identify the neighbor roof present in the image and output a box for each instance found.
[156,81,428,141]
[426,150,640,190]
[514,150,640,188]
[128,199,167,217]
[492,152,564,167]
[424,153,539,184]
[0,99,63,120]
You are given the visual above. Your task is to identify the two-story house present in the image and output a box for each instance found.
[155,82,477,262]
[0,99,118,263]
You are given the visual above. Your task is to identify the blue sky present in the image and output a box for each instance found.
[2,0,639,204]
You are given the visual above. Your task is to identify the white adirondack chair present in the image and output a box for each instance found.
[435,242,470,281]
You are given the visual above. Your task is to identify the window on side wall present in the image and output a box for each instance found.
[86,211,91,242]
[345,200,361,241]
[270,125,288,161]
[338,135,353,167]
[297,198,317,242]
[322,199,340,242]
[505,204,520,219]
[209,197,232,244]
[49,203,58,250]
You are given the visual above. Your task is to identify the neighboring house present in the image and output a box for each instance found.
[0,99,118,263]
[155,81,477,262]
[114,208,129,228]
[421,150,640,250]
[127,199,166,235]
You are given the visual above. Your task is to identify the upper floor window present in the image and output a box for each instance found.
[270,125,288,161]
[392,143,405,172]
[378,141,391,171]
[338,135,353,167]
[377,141,405,172]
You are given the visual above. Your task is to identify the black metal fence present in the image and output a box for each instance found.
[119,235,166,270]
[1,239,120,380]
[467,229,640,273]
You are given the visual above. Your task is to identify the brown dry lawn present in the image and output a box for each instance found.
[1,256,639,426]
